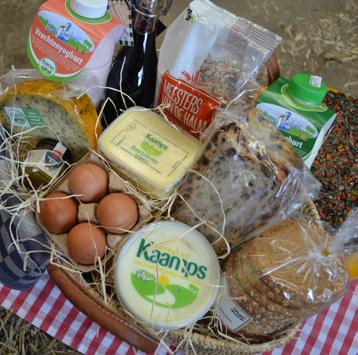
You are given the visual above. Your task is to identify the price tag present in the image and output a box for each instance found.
[216,276,252,332]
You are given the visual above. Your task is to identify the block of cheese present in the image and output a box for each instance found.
[99,108,202,198]
[0,79,101,161]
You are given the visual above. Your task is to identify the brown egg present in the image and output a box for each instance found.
[96,193,138,234]
[39,192,78,234]
[67,223,107,265]
[68,163,108,203]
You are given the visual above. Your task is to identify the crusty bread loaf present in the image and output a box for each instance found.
[173,109,303,251]
[224,252,297,340]
[221,219,348,341]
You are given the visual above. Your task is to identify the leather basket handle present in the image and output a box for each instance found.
[265,53,280,86]
[47,264,160,353]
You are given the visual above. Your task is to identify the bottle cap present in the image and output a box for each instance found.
[71,0,108,19]
[287,73,328,106]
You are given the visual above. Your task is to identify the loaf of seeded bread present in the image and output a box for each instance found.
[220,219,347,342]
[173,108,312,251]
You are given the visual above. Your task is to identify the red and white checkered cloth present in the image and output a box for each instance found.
[0,273,357,354]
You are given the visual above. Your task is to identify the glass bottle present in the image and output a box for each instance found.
[102,0,172,127]
[24,138,71,189]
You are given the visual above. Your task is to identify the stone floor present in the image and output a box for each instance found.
[0,0,357,353]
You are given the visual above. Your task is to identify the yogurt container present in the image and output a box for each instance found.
[114,221,221,329]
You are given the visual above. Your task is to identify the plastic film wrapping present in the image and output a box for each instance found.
[155,0,281,138]
[217,217,348,342]
[173,107,320,252]
[0,68,100,161]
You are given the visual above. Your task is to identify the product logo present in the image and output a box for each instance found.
[185,7,199,22]
[44,150,62,170]
[125,123,136,132]
[136,238,208,280]
[257,103,318,150]
[3,107,28,127]
[3,107,46,129]
[38,11,95,54]
[131,238,208,309]
[131,269,199,309]
[158,71,221,138]
[39,57,56,76]
[141,133,168,157]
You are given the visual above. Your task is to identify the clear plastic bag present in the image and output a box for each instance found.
[173,107,320,252]
[216,217,348,342]
[332,209,358,279]
[0,68,100,161]
[155,0,281,138]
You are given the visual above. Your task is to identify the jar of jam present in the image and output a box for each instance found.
[24,138,71,189]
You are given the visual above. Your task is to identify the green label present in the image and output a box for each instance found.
[110,119,190,178]
[129,238,210,309]
[256,77,335,161]
[131,270,199,309]
[141,133,168,157]
[4,106,46,129]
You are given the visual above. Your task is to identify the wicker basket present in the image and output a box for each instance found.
[167,327,300,355]
[48,200,319,354]
[47,54,314,353]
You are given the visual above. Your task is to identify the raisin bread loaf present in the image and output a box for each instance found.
[173,109,308,251]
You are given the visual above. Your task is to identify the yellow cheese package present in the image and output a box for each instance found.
[0,69,101,161]
[98,107,202,198]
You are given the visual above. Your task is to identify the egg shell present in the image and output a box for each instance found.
[39,192,78,234]
[96,193,138,234]
[68,163,108,203]
[67,223,107,265]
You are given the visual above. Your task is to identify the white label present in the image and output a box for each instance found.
[52,142,67,159]
[25,148,64,179]
[4,107,30,128]
[309,75,322,88]
[217,297,252,331]
[216,276,252,331]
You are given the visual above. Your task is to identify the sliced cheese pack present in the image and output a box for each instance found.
[99,108,202,198]
[0,74,100,161]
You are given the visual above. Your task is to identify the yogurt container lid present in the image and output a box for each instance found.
[114,221,221,329]
[71,0,108,19]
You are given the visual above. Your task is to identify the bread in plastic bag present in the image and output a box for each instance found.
[216,217,348,342]
[155,0,281,138]
[173,107,320,252]
[0,68,100,161]
[332,208,358,279]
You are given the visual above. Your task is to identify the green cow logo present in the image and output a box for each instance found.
[141,141,162,156]
[141,133,168,157]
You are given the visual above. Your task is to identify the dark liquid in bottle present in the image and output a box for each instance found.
[102,16,158,128]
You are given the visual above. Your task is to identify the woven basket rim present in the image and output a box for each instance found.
[168,324,300,353]
[49,201,319,353]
